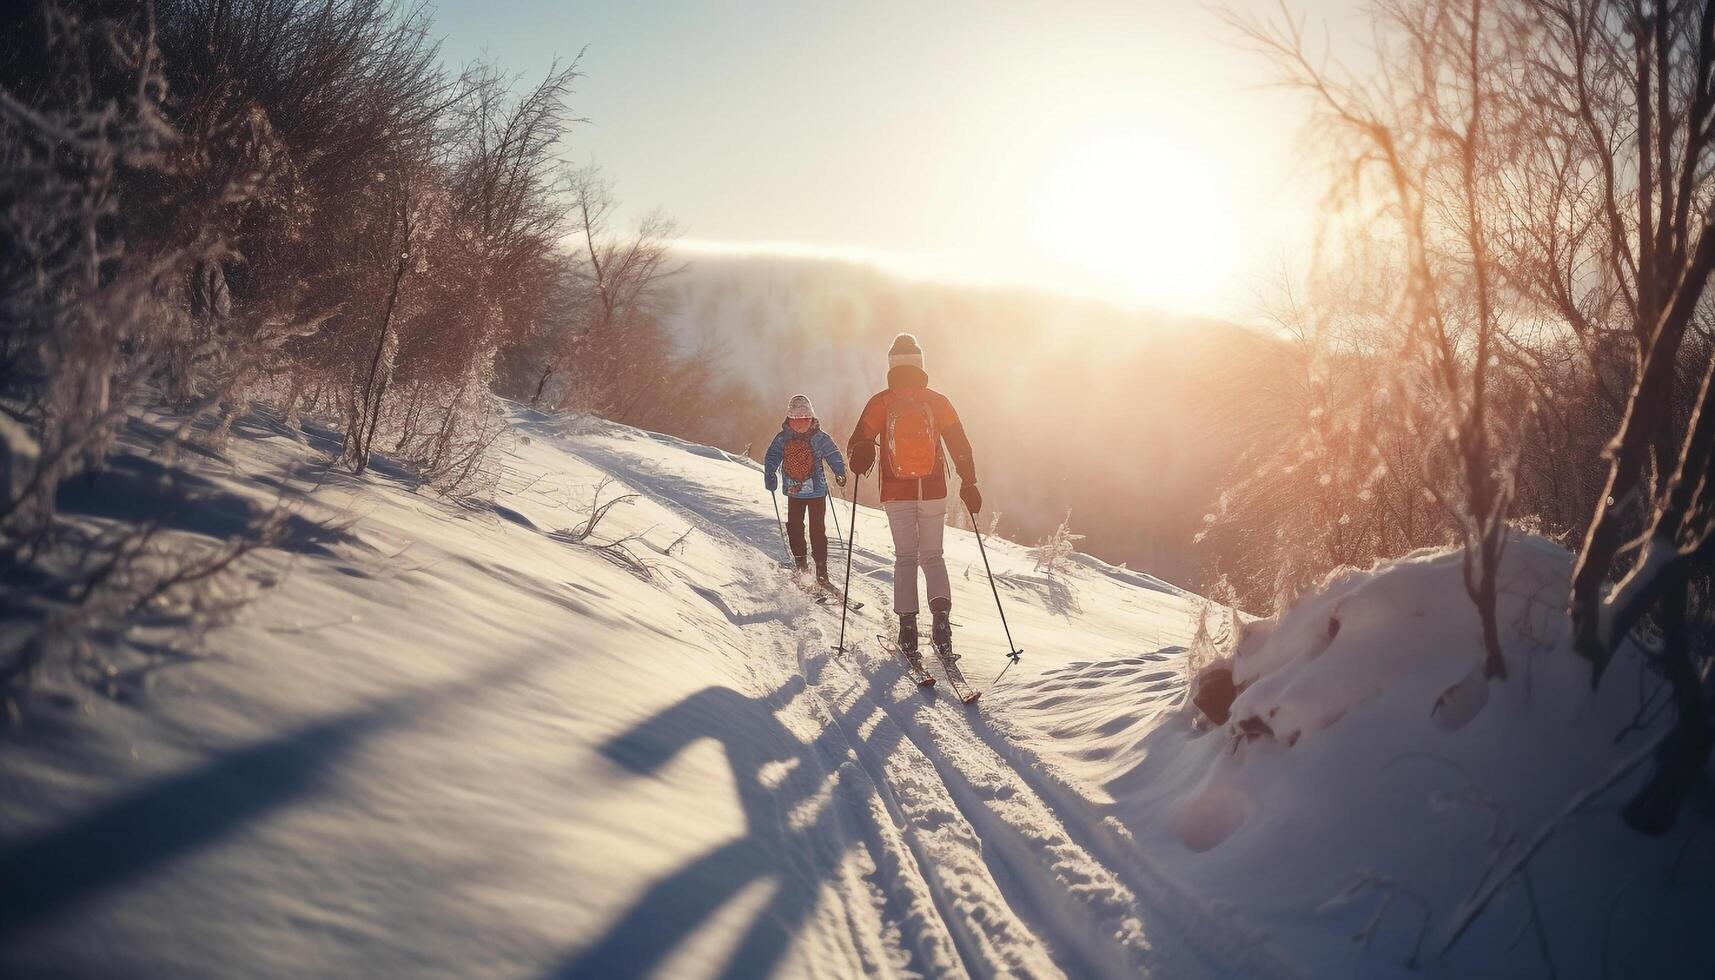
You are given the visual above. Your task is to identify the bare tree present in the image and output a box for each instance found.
[363,56,582,485]
[347,155,430,473]
[1235,0,1715,834]
[154,0,452,444]
[1530,0,1715,834]
[1197,243,1452,610]
[555,165,685,416]
[1231,0,1520,677]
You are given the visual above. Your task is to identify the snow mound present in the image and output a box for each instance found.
[1229,539,1572,746]
[1108,536,1714,978]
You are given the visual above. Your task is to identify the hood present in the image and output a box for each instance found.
[886,365,929,390]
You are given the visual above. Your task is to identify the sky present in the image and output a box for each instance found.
[430,0,1363,320]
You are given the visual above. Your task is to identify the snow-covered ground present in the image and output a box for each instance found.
[2,405,1709,978]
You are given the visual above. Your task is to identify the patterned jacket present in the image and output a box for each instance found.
[765,422,847,499]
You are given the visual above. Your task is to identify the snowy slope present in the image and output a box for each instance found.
[2,405,1709,979]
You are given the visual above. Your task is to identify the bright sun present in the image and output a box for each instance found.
[1029,127,1240,313]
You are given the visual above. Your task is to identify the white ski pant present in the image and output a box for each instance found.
[882,497,950,616]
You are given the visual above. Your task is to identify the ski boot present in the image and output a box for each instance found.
[930,598,958,663]
[928,598,977,702]
[898,614,927,671]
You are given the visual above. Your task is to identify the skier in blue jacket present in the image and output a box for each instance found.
[764,394,847,585]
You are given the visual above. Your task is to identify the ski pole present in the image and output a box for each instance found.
[829,480,845,558]
[969,504,1024,688]
[770,487,793,566]
[834,474,861,656]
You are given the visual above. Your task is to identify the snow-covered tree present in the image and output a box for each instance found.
[1234,0,1520,681]
[1233,0,1715,834]
[0,0,277,708]
[1030,510,1084,576]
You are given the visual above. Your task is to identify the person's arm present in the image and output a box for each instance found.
[936,395,977,485]
[937,395,983,513]
[816,431,847,480]
[847,394,885,475]
[848,394,882,450]
[763,432,785,488]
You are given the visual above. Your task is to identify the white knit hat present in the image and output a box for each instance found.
[888,333,924,371]
[786,393,815,419]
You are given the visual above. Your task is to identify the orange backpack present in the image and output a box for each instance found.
[885,394,939,479]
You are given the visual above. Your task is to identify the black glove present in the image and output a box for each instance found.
[850,441,877,477]
[960,482,982,515]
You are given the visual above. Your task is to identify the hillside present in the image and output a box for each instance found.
[662,252,1291,588]
[1,405,1708,978]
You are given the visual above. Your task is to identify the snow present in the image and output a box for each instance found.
[1599,532,1678,653]
[2,405,1709,978]
[1084,540,1714,977]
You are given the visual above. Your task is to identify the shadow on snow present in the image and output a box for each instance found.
[548,660,938,980]
[0,650,552,948]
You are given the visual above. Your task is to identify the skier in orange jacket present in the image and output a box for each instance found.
[847,333,981,661]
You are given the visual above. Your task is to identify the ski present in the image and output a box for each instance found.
[931,642,981,704]
[876,635,936,688]
[814,587,864,611]
[781,568,864,611]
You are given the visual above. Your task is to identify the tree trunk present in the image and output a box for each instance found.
[530,361,556,407]
[353,251,410,474]
[1620,572,1713,835]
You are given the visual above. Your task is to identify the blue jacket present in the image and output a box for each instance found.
[765,422,847,499]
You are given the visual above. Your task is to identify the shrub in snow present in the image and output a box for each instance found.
[1186,600,1243,724]
[3,4,211,535]
[551,477,650,580]
[1030,509,1084,576]
[0,3,284,714]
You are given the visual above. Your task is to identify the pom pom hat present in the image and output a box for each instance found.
[888,333,924,372]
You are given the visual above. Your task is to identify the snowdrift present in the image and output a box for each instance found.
[1,403,1708,979]
[1093,539,1714,978]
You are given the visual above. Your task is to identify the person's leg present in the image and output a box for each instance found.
[785,496,808,570]
[881,500,923,653]
[808,496,829,581]
[917,497,951,609]
[917,498,956,656]
[882,500,922,616]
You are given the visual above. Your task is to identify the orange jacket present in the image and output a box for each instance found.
[848,366,977,502]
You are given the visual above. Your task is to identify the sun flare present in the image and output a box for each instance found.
[1030,126,1240,312]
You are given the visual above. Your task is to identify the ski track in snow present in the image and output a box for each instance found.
[569,427,1294,979]
[0,411,1314,980]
